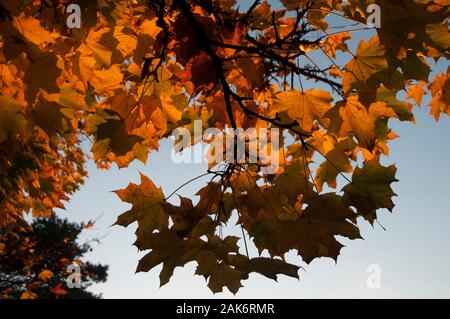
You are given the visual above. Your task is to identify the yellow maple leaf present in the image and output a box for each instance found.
[342,36,387,94]
[407,83,427,106]
[429,68,450,120]
[12,13,56,45]
[326,95,398,150]
[272,88,333,132]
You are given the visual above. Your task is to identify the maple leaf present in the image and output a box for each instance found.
[205,261,245,294]
[407,83,427,106]
[159,182,224,237]
[238,159,312,223]
[0,13,56,61]
[231,57,266,92]
[426,23,450,53]
[230,256,300,281]
[136,229,202,286]
[114,173,167,249]
[161,196,200,237]
[92,109,144,158]
[250,2,272,29]
[272,89,333,133]
[249,193,361,263]
[190,216,219,238]
[175,52,217,90]
[195,182,223,215]
[32,95,73,137]
[105,91,142,131]
[322,32,351,58]
[114,26,138,58]
[342,36,387,95]
[195,251,245,294]
[429,68,450,120]
[343,157,398,224]
[313,136,357,192]
[170,13,218,65]
[23,52,61,103]
[326,95,398,151]
[78,27,115,67]
[141,80,187,125]
[58,84,92,111]
[90,64,124,96]
[375,0,449,65]
[401,50,431,82]
[12,13,56,45]
[0,96,28,144]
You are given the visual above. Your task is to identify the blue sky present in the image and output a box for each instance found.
[55,1,450,298]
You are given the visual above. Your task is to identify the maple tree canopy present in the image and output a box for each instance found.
[0,0,449,294]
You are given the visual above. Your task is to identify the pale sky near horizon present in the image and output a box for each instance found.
[54,1,450,298]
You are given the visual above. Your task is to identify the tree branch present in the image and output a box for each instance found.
[176,0,238,129]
